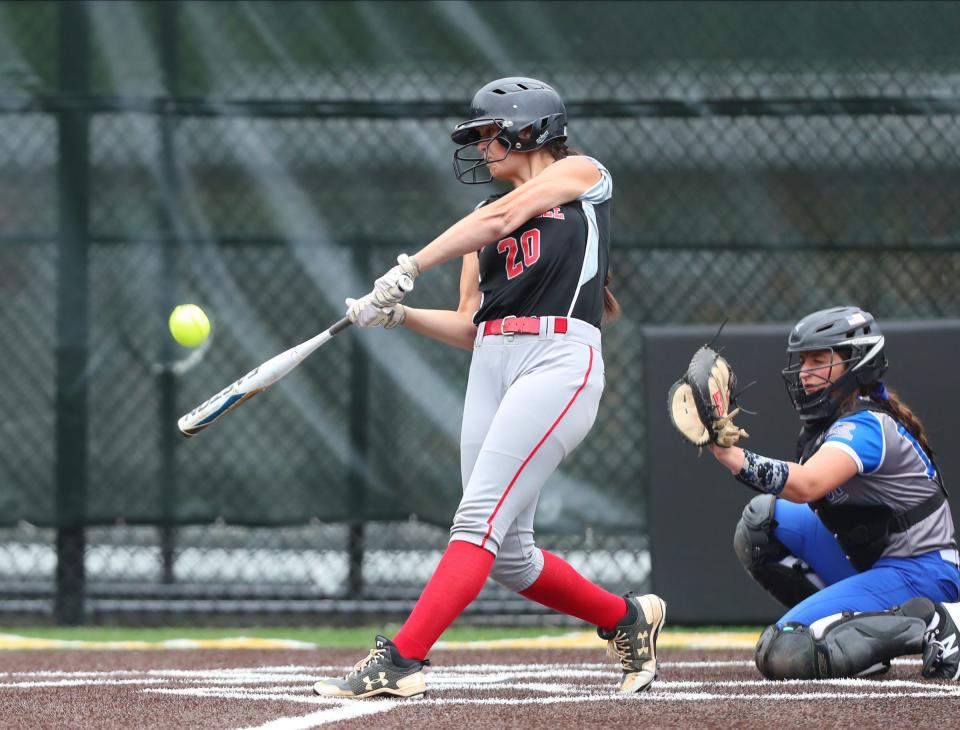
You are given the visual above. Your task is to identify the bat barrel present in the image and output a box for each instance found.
[176,317,352,436]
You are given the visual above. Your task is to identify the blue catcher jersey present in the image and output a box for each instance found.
[816,401,955,559]
[472,157,612,328]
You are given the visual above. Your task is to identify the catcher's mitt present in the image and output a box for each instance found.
[668,345,749,448]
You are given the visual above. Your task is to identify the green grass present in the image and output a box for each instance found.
[669,625,761,633]
[0,624,762,648]
[0,625,580,647]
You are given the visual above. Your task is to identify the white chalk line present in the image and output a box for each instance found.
[4,658,954,729]
[141,686,960,705]
[234,701,395,730]
[0,662,937,693]
[0,658,927,679]
[656,678,958,690]
[1,678,169,688]
[138,676,960,694]
[143,688,333,704]
[0,665,335,679]
[409,689,960,704]
[0,659,922,680]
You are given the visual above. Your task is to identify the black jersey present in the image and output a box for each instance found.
[473,157,613,328]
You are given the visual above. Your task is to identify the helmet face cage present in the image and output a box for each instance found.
[779,306,888,421]
[451,77,567,184]
[452,119,512,184]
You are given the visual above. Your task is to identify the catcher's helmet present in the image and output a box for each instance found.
[781,306,888,422]
[451,77,567,184]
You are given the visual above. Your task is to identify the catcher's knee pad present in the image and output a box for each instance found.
[755,623,820,680]
[756,608,927,680]
[734,494,821,608]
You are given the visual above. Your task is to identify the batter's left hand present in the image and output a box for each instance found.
[372,253,420,307]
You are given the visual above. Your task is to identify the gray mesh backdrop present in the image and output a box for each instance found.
[1,1,959,624]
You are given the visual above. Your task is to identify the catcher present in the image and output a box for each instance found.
[669,307,960,681]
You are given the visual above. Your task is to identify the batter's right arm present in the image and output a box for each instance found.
[412,156,602,271]
[398,254,481,351]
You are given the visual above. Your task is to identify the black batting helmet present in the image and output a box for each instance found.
[451,77,567,184]
[781,306,888,422]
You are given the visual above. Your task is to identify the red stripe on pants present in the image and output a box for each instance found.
[480,345,595,549]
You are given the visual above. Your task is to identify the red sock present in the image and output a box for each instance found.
[392,540,495,660]
[520,550,628,632]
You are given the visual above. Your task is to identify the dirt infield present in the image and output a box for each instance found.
[2,647,958,729]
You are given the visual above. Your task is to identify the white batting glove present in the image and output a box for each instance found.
[372,253,420,307]
[382,303,405,329]
[345,296,406,329]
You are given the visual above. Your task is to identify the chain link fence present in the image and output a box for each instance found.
[2,1,960,625]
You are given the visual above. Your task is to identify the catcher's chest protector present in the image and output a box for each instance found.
[803,400,952,570]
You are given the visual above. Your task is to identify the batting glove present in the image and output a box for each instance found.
[372,253,420,307]
[345,296,405,329]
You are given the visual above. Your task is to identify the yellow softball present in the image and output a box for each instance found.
[168,304,211,348]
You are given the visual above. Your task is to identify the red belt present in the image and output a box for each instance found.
[481,316,568,336]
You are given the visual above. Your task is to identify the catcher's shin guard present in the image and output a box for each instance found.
[734,494,822,609]
[755,604,928,680]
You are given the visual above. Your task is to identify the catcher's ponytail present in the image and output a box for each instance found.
[858,384,933,457]
[602,270,620,322]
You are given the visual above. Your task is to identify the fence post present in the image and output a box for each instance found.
[157,0,182,586]
[346,247,370,597]
[54,0,91,626]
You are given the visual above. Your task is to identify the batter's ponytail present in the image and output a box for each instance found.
[603,270,620,322]
[545,140,583,160]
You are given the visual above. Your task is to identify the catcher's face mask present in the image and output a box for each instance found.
[782,306,888,422]
[781,347,866,421]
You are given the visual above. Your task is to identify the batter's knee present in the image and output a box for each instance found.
[734,494,820,608]
[489,548,544,593]
[449,512,500,555]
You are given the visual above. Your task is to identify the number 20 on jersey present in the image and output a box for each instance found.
[497,228,541,280]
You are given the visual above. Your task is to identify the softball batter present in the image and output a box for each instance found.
[313,77,665,699]
[708,306,960,680]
